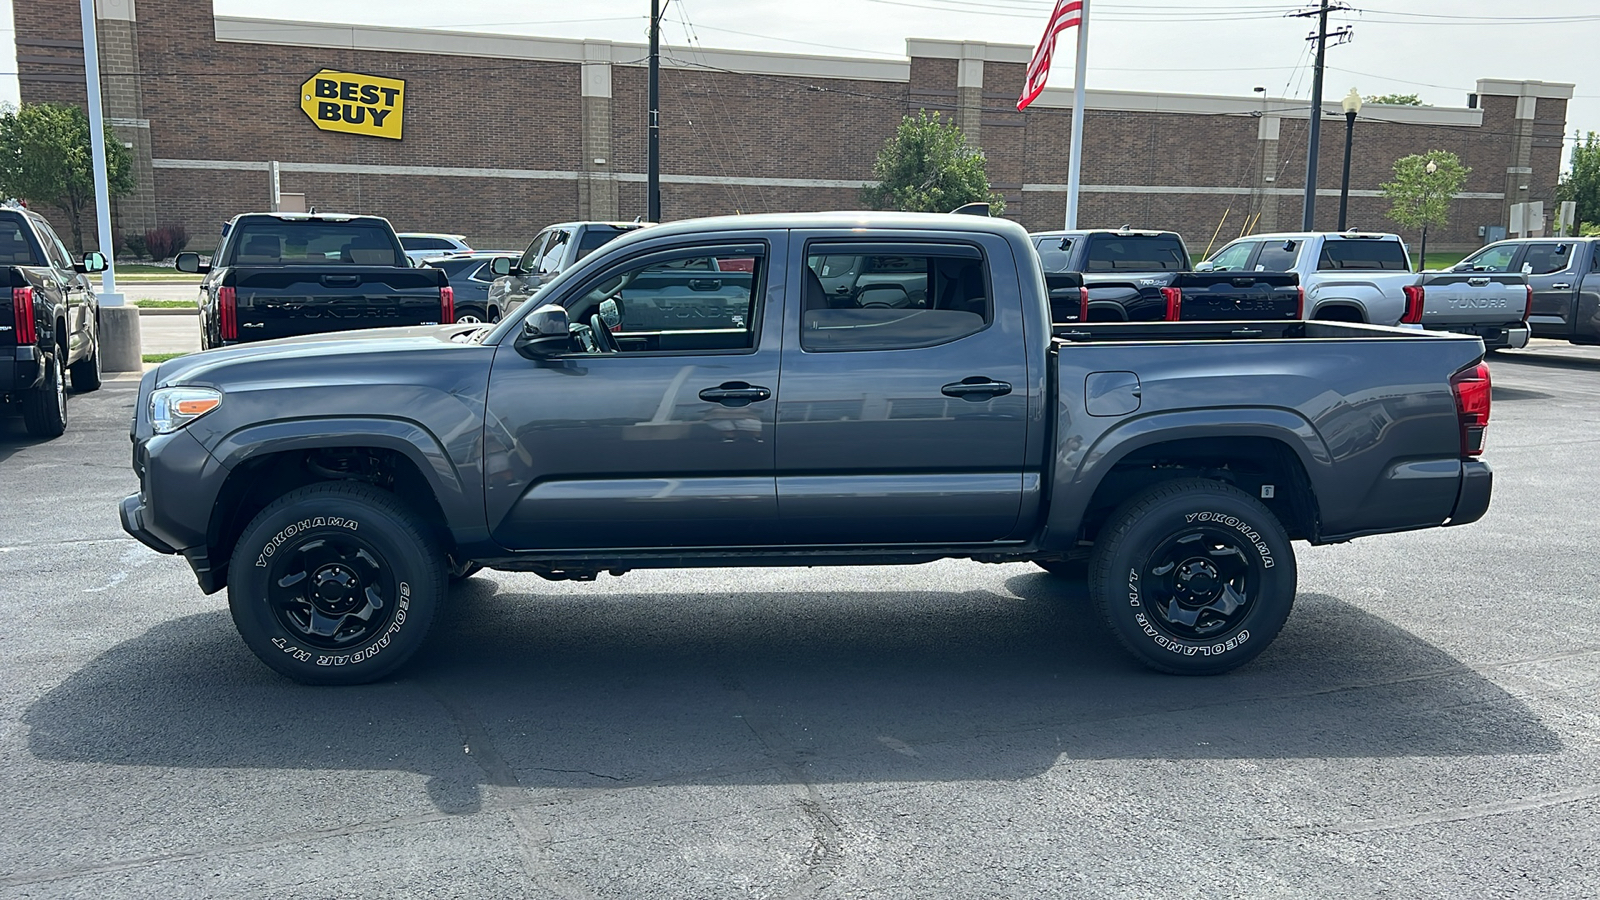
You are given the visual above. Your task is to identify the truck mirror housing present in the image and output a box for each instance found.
[78,251,106,274]
[490,257,514,277]
[1194,261,1216,273]
[516,304,574,357]
[174,251,209,274]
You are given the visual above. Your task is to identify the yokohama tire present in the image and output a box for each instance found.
[21,347,67,438]
[1088,478,1296,675]
[227,482,445,685]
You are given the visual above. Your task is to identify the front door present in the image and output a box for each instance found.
[1519,241,1580,337]
[484,234,784,550]
[773,233,1032,545]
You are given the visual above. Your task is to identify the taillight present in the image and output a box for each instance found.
[218,286,237,341]
[1401,285,1425,325]
[440,285,455,323]
[1078,287,1089,323]
[11,287,36,345]
[1450,362,1491,457]
[1295,286,1305,319]
[1522,285,1532,321]
[1160,286,1182,320]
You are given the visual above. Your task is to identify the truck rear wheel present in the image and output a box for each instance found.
[21,347,67,438]
[227,482,444,685]
[1088,479,1295,675]
[69,326,102,392]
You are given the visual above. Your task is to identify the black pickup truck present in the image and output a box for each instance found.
[124,212,1493,686]
[1033,228,1301,323]
[176,213,453,348]
[1,207,106,437]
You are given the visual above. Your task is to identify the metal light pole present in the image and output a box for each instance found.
[1337,88,1360,231]
[1419,158,1438,268]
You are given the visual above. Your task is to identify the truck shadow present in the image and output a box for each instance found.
[25,573,1559,815]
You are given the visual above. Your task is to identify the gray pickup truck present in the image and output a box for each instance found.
[1451,237,1600,345]
[121,213,1494,686]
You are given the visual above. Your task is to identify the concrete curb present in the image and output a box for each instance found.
[135,307,199,316]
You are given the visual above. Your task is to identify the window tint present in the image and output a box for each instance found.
[1082,235,1187,272]
[534,230,570,273]
[33,218,73,269]
[1033,236,1073,273]
[1208,241,1255,272]
[1520,243,1572,275]
[801,245,990,352]
[1318,239,1410,271]
[576,228,628,260]
[401,236,452,251]
[517,232,549,274]
[0,216,41,265]
[566,247,763,353]
[1459,243,1517,273]
[226,222,402,266]
[1252,241,1301,272]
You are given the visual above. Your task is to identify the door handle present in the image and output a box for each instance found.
[698,381,771,407]
[1550,283,1572,290]
[941,377,1013,400]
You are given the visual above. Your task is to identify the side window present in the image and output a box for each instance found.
[518,232,550,274]
[1252,241,1301,272]
[1034,237,1073,273]
[535,229,571,273]
[801,244,990,352]
[1459,243,1518,273]
[33,219,74,270]
[1520,243,1572,275]
[565,246,764,354]
[0,218,39,264]
[1208,241,1255,272]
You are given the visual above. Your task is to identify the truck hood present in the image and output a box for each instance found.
[155,323,490,387]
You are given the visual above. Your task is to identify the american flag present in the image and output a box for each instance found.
[1017,0,1084,111]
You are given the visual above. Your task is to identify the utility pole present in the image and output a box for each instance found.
[647,0,664,222]
[1292,1,1352,231]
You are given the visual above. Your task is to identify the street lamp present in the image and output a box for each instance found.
[1420,158,1438,267]
[1337,88,1361,231]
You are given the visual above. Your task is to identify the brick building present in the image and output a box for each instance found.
[14,0,1575,254]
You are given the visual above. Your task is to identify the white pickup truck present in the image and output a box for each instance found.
[1200,231,1530,350]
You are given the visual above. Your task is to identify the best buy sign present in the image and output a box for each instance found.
[300,70,405,140]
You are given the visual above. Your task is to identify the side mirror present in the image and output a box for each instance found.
[1193,261,1216,273]
[490,257,514,277]
[175,251,210,274]
[77,251,106,274]
[515,304,574,358]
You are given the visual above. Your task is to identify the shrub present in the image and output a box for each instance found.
[143,224,190,260]
[119,231,149,260]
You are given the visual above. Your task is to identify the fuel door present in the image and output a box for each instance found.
[1085,370,1142,417]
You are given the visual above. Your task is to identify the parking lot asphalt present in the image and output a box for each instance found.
[2,350,1598,898]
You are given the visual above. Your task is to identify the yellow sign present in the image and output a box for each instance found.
[300,70,405,140]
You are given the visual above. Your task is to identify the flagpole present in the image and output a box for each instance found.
[1064,0,1090,229]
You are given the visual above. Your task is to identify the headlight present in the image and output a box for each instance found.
[150,387,222,434]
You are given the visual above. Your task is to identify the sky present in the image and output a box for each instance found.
[3,0,1596,163]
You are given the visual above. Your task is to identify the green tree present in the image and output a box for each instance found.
[1381,150,1469,266]
[1363,93,1425,106]
[0,102,134,253]
[862,111,1004,214]
[1556,131,1600,235]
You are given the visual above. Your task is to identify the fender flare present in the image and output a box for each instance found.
[207,416,478,538]
[1043,407,1332,548]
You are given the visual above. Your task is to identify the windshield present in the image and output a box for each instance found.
[226,221,403,267]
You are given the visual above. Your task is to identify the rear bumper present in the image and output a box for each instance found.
[1427,322,1529,350]
[1445,460,1493,527]
[0,346,41,395]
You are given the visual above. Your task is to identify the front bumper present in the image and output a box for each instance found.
[1445,460,1493,527]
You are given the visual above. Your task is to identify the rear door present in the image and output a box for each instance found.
[773,232,1032,545]
[483,233,784,550]
[1518,241,1581,336]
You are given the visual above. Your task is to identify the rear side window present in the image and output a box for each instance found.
[401,236,454,251]
[801,243,990,352]
[1520,243,1572,275]
[1033,237,1073,273]
[0,217,41,265]
[576,228,628,260]
[227,221,402,266]
[1253,241,1301,272]
[1318,239,1410,271]
[1082,235,1187,272]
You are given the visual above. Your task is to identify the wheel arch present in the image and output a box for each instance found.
[1044,410,1330,550]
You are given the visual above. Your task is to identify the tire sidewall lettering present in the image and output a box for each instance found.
[255,516,361,568]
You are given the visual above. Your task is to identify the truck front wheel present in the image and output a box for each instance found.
[1088,479,1295,675]
[227,482,444,685]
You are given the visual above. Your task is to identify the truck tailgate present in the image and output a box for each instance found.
[1172,272,1300,321]
[1416,273,1529,326]
[228,267,448,341]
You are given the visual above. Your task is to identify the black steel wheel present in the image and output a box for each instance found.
[1088,478,1296,675]
[21,346,67,438]
[228,482,445,685]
